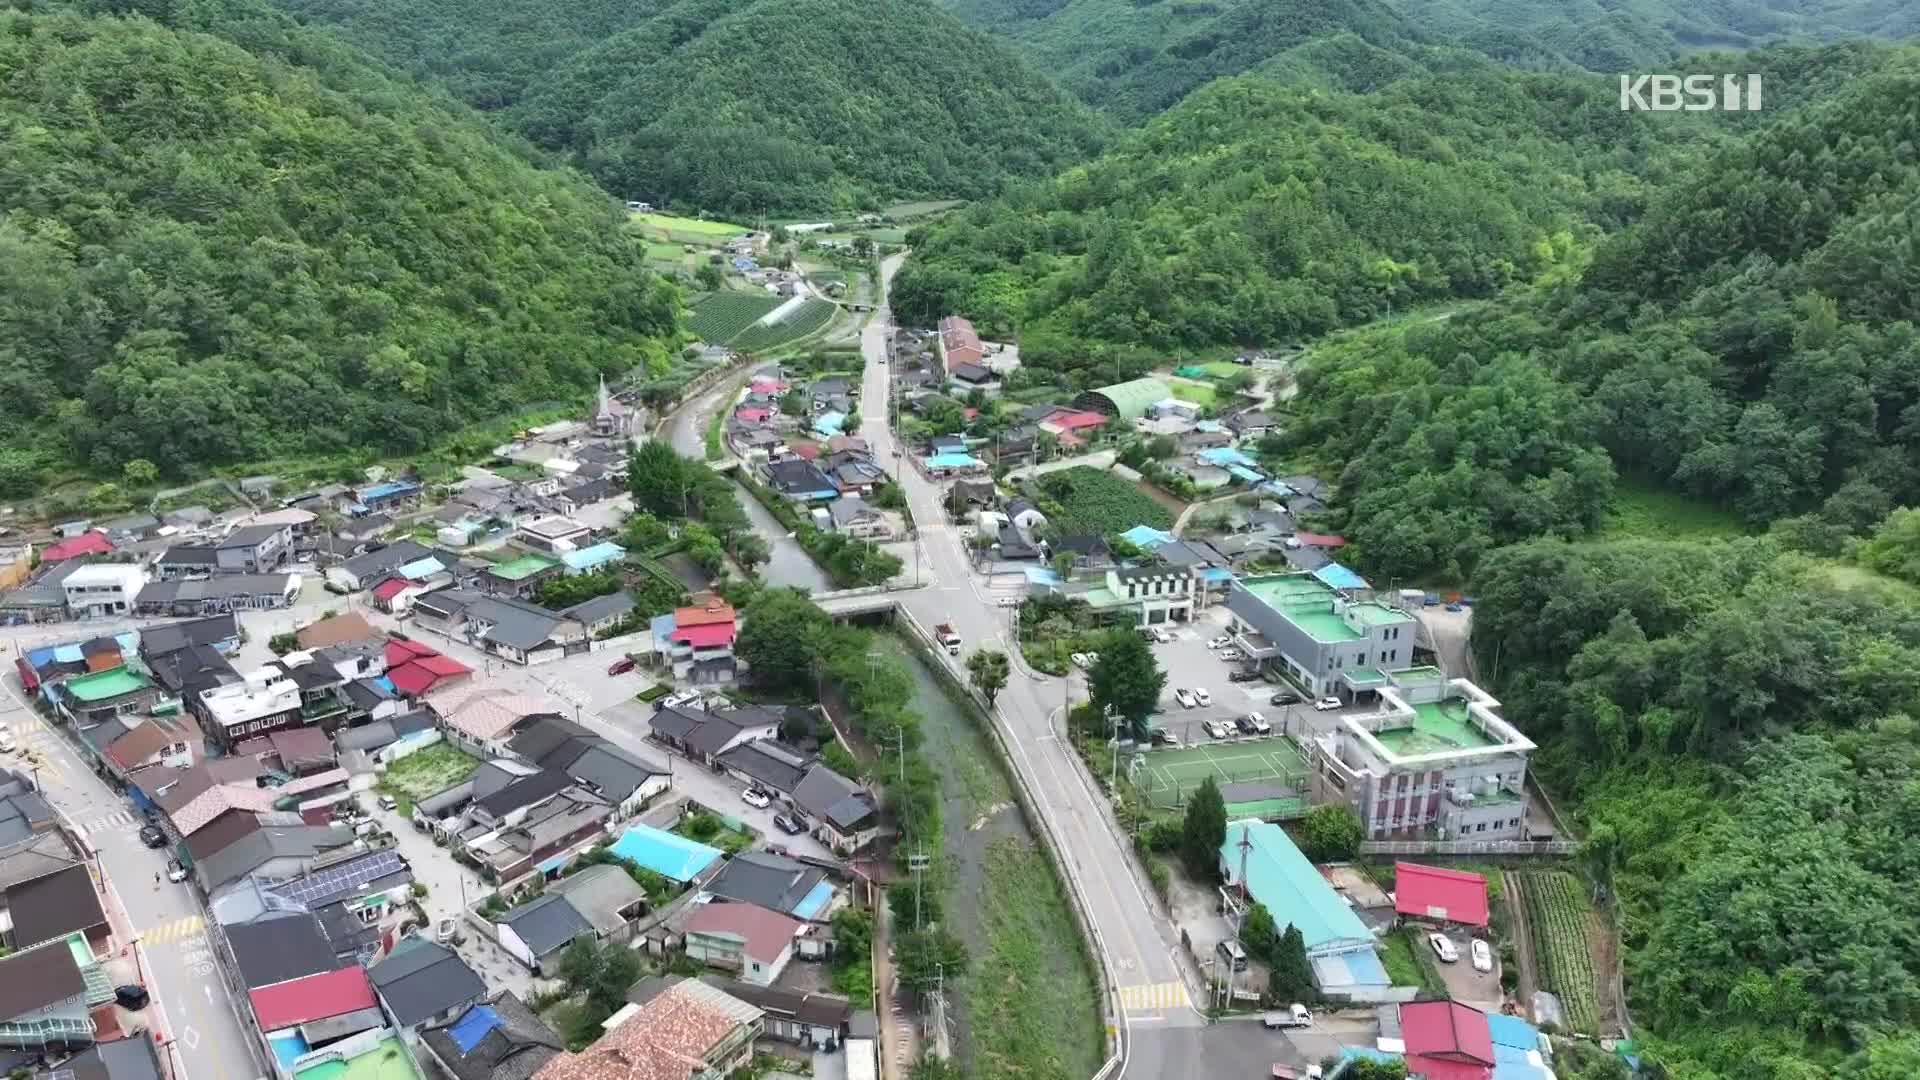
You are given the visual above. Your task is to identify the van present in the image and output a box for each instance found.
[378,794,399,812]
[1215,939,1248,971]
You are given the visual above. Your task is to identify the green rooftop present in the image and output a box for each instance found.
[1239,574,1410,643]
[1343,666,1389,686]
[1372,698,1499,756]
[64,666,150,702]
[488,553,559,580]
[294,1036,420,1080]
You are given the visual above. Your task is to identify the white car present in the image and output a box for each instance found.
[1070,652,1091,669]
[1192,688,1212,707]
[1173,688,1198,709]
[1218,648,1244,661]
[741,788,772,809]
[1429,933,1459,964]
[1313,696,1343,712]
[1086,651,1100,665]
[1204,720,1230,739]
[1206,636,1232,649]
[1152,628,1172,644]
[1245,711,1271,734]
[1471,939,1493,973]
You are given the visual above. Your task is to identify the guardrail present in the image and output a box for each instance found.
[1359,839,1579,856]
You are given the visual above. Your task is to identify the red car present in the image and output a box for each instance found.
[607,657,636,676]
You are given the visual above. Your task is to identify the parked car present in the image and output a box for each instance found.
[1233,715,1258,736]
[435,918,460,945]
[1173,688,1198,709]
[1428,933,1459,964]
[1246,711,1272,734]
[1445,602,1464,612]
[1471,938,1493,973]
[1204,720,1230,739]
[164,860,189,883]
[607,656,636,676]
[1151,729,1182,748]
[1086,651,1100,666]
[1192,688,1213,707]
[1313,696,1343,712]
[138,824,168,849]
[114,986,150,1011]
[1228,669,1262,683]
[1206,636,1232,649]
[1215,939,1249,971]
[1152,627,1172,644]
[773,813,808,836]
[1269,690,1301,706]
[741,788,772,809]
[1262,1004,1314,1029]
[1218,648,1244,661]
[1070,652,1091,669]
[660,690,703,710]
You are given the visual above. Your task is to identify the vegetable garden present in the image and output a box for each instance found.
[1519,870,1601,1033]
[730,298,837,353]
[1033,467,1174,535]
[686,293,782,344]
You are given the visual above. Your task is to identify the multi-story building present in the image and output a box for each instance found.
[1053,565,1196,628]
[61,563,148,619]
[152,523,293,579]
[1225,573,1416,698]
[1306,670,1536,841]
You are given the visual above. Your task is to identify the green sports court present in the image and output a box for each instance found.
[1130,738,1310,811]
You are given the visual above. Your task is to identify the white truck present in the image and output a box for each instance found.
[935,624,962,655]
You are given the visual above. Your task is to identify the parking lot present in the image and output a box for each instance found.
[1427,925,1503,1010]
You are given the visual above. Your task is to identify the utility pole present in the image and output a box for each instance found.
[908,847,930,933]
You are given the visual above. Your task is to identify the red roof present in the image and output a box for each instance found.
[685,901,803,965]
[40,532,113,562]
[1294,532,1348,548]
[385,639,436,664]
[674,603,736,628]
[1395,862,1490,927]
[1043,410,1109,432]
[416,654,470,676]
[1400,1001,1494,1066]
[962,408,980,421]
[671,623,736,649]
[382,638,471,696]
[736,406,772,424]
[249,966,375,1031]
[371,577,411,601]
[789,443,820,460]
[1404,1057,1491,1080]
[749,377,788,394]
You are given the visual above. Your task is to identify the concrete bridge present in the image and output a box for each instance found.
[816,586,905,619]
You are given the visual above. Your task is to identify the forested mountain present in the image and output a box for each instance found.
[266,0,1109,215]
[937,0,1916,117]
[0,0,680,488]
[890,66,1709,383]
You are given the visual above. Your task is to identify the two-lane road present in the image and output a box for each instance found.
[854,257,1205,1079]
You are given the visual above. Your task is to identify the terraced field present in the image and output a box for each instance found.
[729,298,837,353]
[687,293,782,344]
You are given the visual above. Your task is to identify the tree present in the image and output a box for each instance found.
[1298,804,1364,863]
[1052,550,1075,582]
[1241,901,1279,958]
[736,588,833,691]
[695,262,724,291]
[1857,507,1920,585]
[1180,776,1226,880]
[1269,924,1315,1003]
[843,409,862,434]
[895,928,969,995]
[966,648,1010,706]
[1087,630,1165,740]
[851,235,875,260]
[780,389,810,417]
[629,441,695,518]
[122,458,158,486]
[731,532,771,573]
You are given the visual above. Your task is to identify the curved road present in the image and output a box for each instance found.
[856,256,1206,1080]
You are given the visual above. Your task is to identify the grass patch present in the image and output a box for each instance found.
[675,811,754,855]
[378,743,481,812]
[1165,378,1217,406]
[971,838,1104,1080]
[1820,563,1920,603]
[1199,361,1247,380]
[881,199,964,218]
[635,683,671,703]
[1601,481,1746,541]
[1032,466,1174,534]
[629,212,746,241]
[1383,927,1448,996]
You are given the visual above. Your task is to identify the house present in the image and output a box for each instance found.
[427,685,557,754]
[1309,672,1535,842]
[336,514,395,543]
[549,865,648,943]
[938,316,984,371]
[509,716,669,818]
[1225,408,1276,440]
[53,666,161,728]
[151,523,292,578]
[482,555,564,599]
[541,979,761,1080]
[420,993,563,1080]
[223,911,344,989]
[1036,410,1109,440]
[560,593,633,637]
[352,479,423,514]
[383,640,473,700]
[248,965,382,1043]
[296,613,380,651]
[2,863,108,954]
[140,613,240,658]
[1003,499,1047,536]
[700,978,850,1051]
[415,592,586,667]
[559,478,620,515]
[1394,863,1491,929]
[1180,427,1235,452]
[369,576,429,614]
[0,831,82,898]
[647,703,779,766]
[0,940,91,1049]
[995,522,1042,561]
[328,541,441,592]
[51,1036,164,1080]
[512,517,593,557]
[496,894,593,974]
[61,564,148,620]
[762,459,838,502]
[606,824,723,884]
[1219,820,1392,996]
[790,766,880,854]
[559,542,624,577]
[37,532,113,564]
[1074,378,1171,421]
[0,772,57,847]
[0,562,83,624]
[196,667,308,746]
[1051,534,1113,570]
[1400,1000,1496,1080]
[463,780,614,885]
[827,497,890,540]
[648,602,740,684]
[948,363,1000,396]
[715,741,813,796]
[1225,574,1414,697]
[684,901,803,986]
[701,852,835,921]
[102,713,201,778]
[370,937,488,1035]
[1071,565,1195,628]
[98,513,162,543]
[196,824,357,893]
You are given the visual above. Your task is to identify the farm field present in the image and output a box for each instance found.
[882,199,964,218]
[1518,870,1601,1033]
[729,298,837,353]
[629,212,747,244]
[1033,466,1174,534]
[1199,361,1246,379]
[376,742,480,811]
[687,293,783,345]
[1165,378,1217,406]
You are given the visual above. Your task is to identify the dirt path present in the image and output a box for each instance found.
[1589,907,1626,1036]
[1504,871,1542,1011]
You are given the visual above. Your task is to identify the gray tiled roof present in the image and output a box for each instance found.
[420,992,562,1080]
[369,937,486,1027]
[497,894,591,957]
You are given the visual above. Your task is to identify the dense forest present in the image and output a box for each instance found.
[936,0,1917,116]
[890,65,1715,384]
[267,0,1109,215]
[0,0,680,489]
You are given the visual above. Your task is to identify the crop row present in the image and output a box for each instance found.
[686,292,782,345]
[730,298,836,353]
[1034,466,1174,535]
[1521,871,1601,1033]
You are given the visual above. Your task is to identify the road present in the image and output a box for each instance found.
[0,677,259,1080]
[855,255,1205,1080]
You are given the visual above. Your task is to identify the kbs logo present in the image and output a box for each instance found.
[1619,74,1763,112]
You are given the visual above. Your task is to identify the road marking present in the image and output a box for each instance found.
[181,1026,201,1050]
[141,915,206,944]
[1117,981,1191,1012]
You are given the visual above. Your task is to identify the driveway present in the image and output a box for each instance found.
[1428,926,1502,1010]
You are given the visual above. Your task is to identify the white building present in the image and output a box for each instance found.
[199,667,304,742]
[62,563,148,619]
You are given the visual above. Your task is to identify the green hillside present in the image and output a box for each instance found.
[0,0,680,489]
[267,0,1110,215]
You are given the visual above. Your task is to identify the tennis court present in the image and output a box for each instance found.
[1131,738,1309,810]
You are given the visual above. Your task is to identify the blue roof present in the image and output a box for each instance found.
[269,1035,311,1068]
[399,556,444,580]
[1200,567,1235,582]
[1313,562,1368,591]
[813,412,847,437]
[609,824,723,882]
[359,481,419,500]
[1220,820,1373,955]
[1022,567,1065,586]
[793,880,835,921]
[650,613,677,639]
[1487,1014,1542,1051]
[449,1005,502,1054]
[1194,420,1225,433]
[1200,447,1258,468]
[1226,465,1265,483]
[561,542,626,571]
[925,453,983,469]
[1119,525,1173,549]
[1257,481,1293,497]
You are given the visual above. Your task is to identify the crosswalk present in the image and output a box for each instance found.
[1118,980,1192,1012]
[79,808,140,831]
[140,916,205,945]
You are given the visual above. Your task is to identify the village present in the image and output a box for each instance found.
[0,231,1618,1080]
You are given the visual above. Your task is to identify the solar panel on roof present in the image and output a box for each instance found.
[271,850,407,906]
